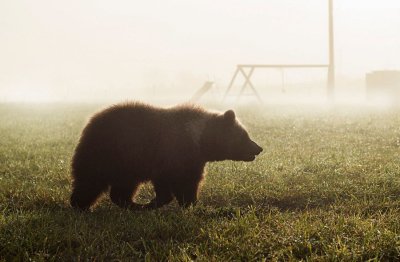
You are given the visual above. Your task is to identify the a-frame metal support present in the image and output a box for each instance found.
[223,65,263,103]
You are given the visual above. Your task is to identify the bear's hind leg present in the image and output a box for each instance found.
[71,180,108,210]
[110,183,143,209]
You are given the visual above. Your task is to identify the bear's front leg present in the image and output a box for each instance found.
[143,179,174,209]
[110,183,144,210]
[173,179,201,208]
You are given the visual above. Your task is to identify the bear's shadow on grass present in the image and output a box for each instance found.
[2,191,394,259]
[0,195,342,259]
[1,203,206,259]
[4,189,341,219]
[200,192,338,214]
[3,192,333,219]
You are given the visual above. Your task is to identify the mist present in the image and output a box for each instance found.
[0,0,399,104]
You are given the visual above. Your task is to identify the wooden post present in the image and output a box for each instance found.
[327,0,335,100]
[281,68,285,93]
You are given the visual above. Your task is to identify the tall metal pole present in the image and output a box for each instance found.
[327,0,335,100]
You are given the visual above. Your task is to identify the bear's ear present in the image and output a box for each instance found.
[223,110,236,125]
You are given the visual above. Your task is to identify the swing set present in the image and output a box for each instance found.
[223,64,330,103]
[223,0,335,103]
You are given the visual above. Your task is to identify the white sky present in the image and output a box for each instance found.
[0,0,399,101]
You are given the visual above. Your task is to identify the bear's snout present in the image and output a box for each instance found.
[239,140,263,161]
[255,144,263,155]
[251,140,263,156]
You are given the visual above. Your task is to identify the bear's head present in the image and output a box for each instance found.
[201,110,263,162]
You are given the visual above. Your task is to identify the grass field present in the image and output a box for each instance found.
[1,103,400,261]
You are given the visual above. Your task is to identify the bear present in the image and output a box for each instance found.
[70,102,263,210]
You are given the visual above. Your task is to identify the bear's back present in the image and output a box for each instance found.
[77,103,163,158]
[73,103,212,175]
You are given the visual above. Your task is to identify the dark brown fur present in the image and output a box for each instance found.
[70,102,262,210]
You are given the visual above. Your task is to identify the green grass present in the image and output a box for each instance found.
[1,103,400,261]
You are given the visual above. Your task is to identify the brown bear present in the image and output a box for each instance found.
[70,102,262,210]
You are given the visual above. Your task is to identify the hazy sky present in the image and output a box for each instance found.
[0,0,399,101]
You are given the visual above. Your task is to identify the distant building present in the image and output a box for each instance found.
[366,70,400,101]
